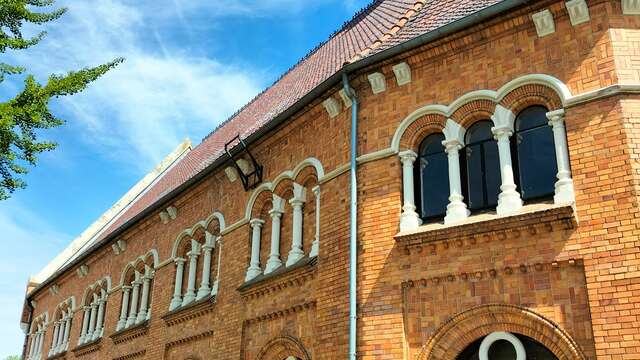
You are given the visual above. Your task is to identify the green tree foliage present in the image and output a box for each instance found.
[3,356,21,360]
[0,0,122,199]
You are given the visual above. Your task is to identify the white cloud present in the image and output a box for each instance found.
[0,200,71,358]
[6,0,265,169]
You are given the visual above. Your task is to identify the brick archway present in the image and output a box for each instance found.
[417,304,586,360]
[256,335,311,360]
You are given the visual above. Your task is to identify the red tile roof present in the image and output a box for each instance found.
[96,0,503,243]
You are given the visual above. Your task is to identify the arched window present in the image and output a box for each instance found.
[416,133,449,220]
[463,121,501,212]
[512,106,557,201]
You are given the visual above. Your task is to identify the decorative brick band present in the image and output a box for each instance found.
[244,300,317,325]
[162,295,216,327]
[109,321,149,345]
[256,335,312,360]
[396,204,576,254]
[401,259,581,290]
[165,330,214,349]
[72,338,102,357]
[417,303,587,360]
[112,349,145,360]
[238,257,317,301]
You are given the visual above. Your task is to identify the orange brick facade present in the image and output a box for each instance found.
[21,1,640,359]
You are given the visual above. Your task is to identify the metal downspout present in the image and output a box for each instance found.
[342,71,358,360]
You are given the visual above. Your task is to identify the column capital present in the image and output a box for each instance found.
[442,139,463,152]
[174,257,186,265]
[491,126,512,139]
[122,285,132,292]
[250,218,265,228]
[291,183,307,203]
[312,185,320,196]
[398,149,418,163]
[546,108,565,126]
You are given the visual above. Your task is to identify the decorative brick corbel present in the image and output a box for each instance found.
[565,0,590,25]
[392,62,411,86]
[622,0,640,15]
[322,97,341,118]
[532,9,555,37]
[367,72,386,94]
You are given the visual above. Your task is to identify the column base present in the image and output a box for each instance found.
[309,239,319,257]
[169,296,182,311]
[399,210,422,232]
[286,249,305,267]
[116,320,125,332]
[554,178,575,204]
[78,335,85,345]
[211,280,219,296]
[496,190,523,215]
[125,316,136,328]
[245,266,261,282]
[196,286,211,300]
[444,201,470,224]
[265,256,283,274]
[135,310,147,324]
[181,293,196,307]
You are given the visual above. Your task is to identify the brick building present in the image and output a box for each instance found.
[18,0,640,359]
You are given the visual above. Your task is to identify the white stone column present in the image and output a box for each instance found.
[443,139,470,224]
[48,321,60,356]
[245,218,265,281]
[286,183,307,266]
[125,273,141,328]
[116,286,131,331]
[211,237,222,296]
[136,266,152,323]
[399,150,422,231]
[86,296,98,340]
[61,311,71,350]
[265,195,285,273]
[182,240,201,306]
[35,327,44,358]
[78,306,90,345]
[169,258,186,310]
[492,105,522,215]
[93,293,106,340]
[28,330,36,358]
[547,109,575,204]
[310,185,321,257]
[197,233,215,299]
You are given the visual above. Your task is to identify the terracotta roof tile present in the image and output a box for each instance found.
[95,0,503,243]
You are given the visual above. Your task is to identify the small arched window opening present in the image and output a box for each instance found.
[512,105,557,202]
[463,121,501,212]
[415,133,449,221]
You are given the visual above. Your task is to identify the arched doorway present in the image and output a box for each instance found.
[418,304,586,360]
[457,331,558,360]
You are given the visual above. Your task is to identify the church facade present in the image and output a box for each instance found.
[20,1,640,359]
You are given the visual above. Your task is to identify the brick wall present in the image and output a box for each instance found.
[23,1,640,359]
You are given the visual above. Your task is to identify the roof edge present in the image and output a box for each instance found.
[25,0,531,300]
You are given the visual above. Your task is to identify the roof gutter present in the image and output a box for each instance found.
[26,0,531,300]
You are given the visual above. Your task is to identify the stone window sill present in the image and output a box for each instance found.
[47,350,67,360]
[237,256,317,301]
[161,294,216,327]
[109,320,149,345]
[395,203,577,251]
[72,338,101,357]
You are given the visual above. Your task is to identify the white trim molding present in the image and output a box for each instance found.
[479,332,526,360]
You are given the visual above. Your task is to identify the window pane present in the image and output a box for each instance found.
[420,151,449,219]
[517,126,557,199]
[420,133,445,155]
[466,121,493,143]
[516,106,548,131]
[483,141,501,207]
[466,144,485,210]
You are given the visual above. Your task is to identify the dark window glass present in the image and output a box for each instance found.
[464,121,501,211]
[513,106,557,201]
[417,134,449,220]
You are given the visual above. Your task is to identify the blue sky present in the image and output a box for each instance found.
[0,0,369,356]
